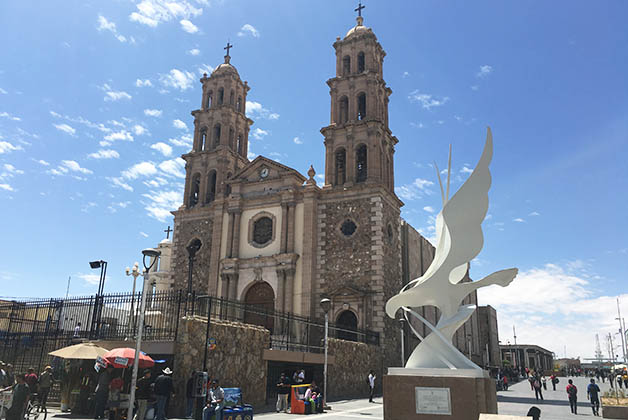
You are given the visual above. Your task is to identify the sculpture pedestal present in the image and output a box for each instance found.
[383,368,497,420]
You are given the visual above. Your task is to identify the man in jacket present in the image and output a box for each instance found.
[566,379,578,414]
[154,368,174,420]
[135,370,152,420]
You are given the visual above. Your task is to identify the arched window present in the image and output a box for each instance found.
[212,124,221,149]
[342,55,351,76]
[229,90,234,106]
[236,96,242,112]
[206,91,213,109]
[356,144,367,183]
[253,217,273,246]
[237,134,243,156]
[338,96,349,124]
[229,127,234,149]
[206,170,217,204]
[357,52,365,73]
[218,87,224,105]
[357,93,366,120]
[335,148,346,186]
[224,172,232,197]
[200,128,208,150]
[189,173,200,207]
[336,310,358,341]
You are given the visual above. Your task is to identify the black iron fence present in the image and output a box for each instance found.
[0,291,379,372]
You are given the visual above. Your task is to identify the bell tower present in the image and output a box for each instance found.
[183,43,253,209]
[320,10,398,193]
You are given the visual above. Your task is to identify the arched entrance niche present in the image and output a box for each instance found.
[336,310,358,341]
[243,281,275,333]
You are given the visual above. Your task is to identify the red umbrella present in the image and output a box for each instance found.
[102,347,155,369]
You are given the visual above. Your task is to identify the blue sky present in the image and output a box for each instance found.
[1,1,627,360]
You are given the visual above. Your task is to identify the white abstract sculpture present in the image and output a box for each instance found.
[386,127,518,370]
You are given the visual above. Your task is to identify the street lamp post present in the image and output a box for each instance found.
[320,298,331,409]
[399,317,406,367]
[89,260,107,339]
[125,262,141,339]
[127,248,161,420]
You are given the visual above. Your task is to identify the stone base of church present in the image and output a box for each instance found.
[383,368,497,420]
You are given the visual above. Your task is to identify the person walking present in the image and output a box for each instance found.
[1,374,30,420]
[617,373,623,389]
[276,373,291,413]
[185,371,196,419]
[73,322,82,338]
[550,374,558,391]
[368,370,376,403]
[566,379,578,414]
[203,379,224,420]
[94,365,113,420]
[541,375,547,391]
[38,366,53,412]
[154,368,174,420]
[623,371,628,389]
[587,378,601,416]
[135,370,152,420]
[533,375,544,401]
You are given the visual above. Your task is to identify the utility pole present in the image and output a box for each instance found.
[513,325,518,369]
[617,298,627,363]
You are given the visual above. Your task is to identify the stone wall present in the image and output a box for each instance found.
[172,214,213,293]
[478,305,500,366]
[327,338,383,400]
[172,315,269,412]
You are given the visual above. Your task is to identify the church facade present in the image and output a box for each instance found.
[169,14,482,368]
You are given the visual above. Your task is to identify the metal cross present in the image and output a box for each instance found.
[354,1,365,17]
[224,41,233,56]
[164,225,173,239]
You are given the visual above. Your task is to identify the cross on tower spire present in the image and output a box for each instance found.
[224,41,233,64]
[354,1,365,17]
[164,225,173,239]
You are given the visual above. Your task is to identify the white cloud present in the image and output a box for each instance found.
[0,88,7,94]
[48,160,92,177]
[151,142,173,157]
[470,85,479,91]
[169,134,193,148]
[129,0,203,28]
[180,19,198,33]
[49,111,111,133]
[104,130,133,142]
[158,158,186,178]
[53,123,76,136]
[237,23,260,38]
[198,64,214,76]
[133,125,148,136]
[0,111,21,121]
[61,160,92,174]
[88,149,120,159]
[136,79,153,87]
[460,166,473,174]
[0,183,14,192]
[143,190,182,222]
[172,119,188,130]
[35,159,50,166]
[246,101,279,120]
[0,141,22,154]
[140,231,149,238]
[122,161,158,179]
[513,218,525,223]
[101,84,132,102]
[0,164,24,182]
[160,69,195,91]
[395,178,435,201]
[402,71,410,78]
[77,273,100,285]
[423,206,435,213]
[109,177,134,192]
[97,15,127,43]
[251,128,268,140]
[529,211,541,217]
[293,136,303,145]
[408,90,449,110]
[476,65,493,78]
[144,109,163,117]
[188,48,200,56]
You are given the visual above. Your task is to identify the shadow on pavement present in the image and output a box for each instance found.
[498,395,592,408]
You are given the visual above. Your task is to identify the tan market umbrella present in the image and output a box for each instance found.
[49,342,109,360]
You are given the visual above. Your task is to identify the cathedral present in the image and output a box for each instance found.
[169,12,482,368]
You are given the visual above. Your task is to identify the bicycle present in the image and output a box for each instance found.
[24,393,46,420]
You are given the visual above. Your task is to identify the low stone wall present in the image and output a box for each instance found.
[172,316,270,413]
[327,338,383,400]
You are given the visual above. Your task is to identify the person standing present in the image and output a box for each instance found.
[541,375,547,391]
[135,370,152,420]
[368,370,376,403]
[185,371,196,419]
[203,379,224,420]
[24,368,38,394]
[276,373,291,413]
[38,366,53,412]
[587,378,601,416]
[617,372,623,389]
[73,322,82,338]
[566,379,578,414]
[154,368,174,420]
[94,366,113,420]
[623,371,628,389]
[533,375,544,401]
[1,374,30,420]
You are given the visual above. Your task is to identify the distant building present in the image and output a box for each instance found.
[500,344,554,372]
[554,357,581,371]
[477,305,500,367]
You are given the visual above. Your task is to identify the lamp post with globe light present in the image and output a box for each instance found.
[127,248,161,420]
[320,298,331,408]
[125,262,142,338]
